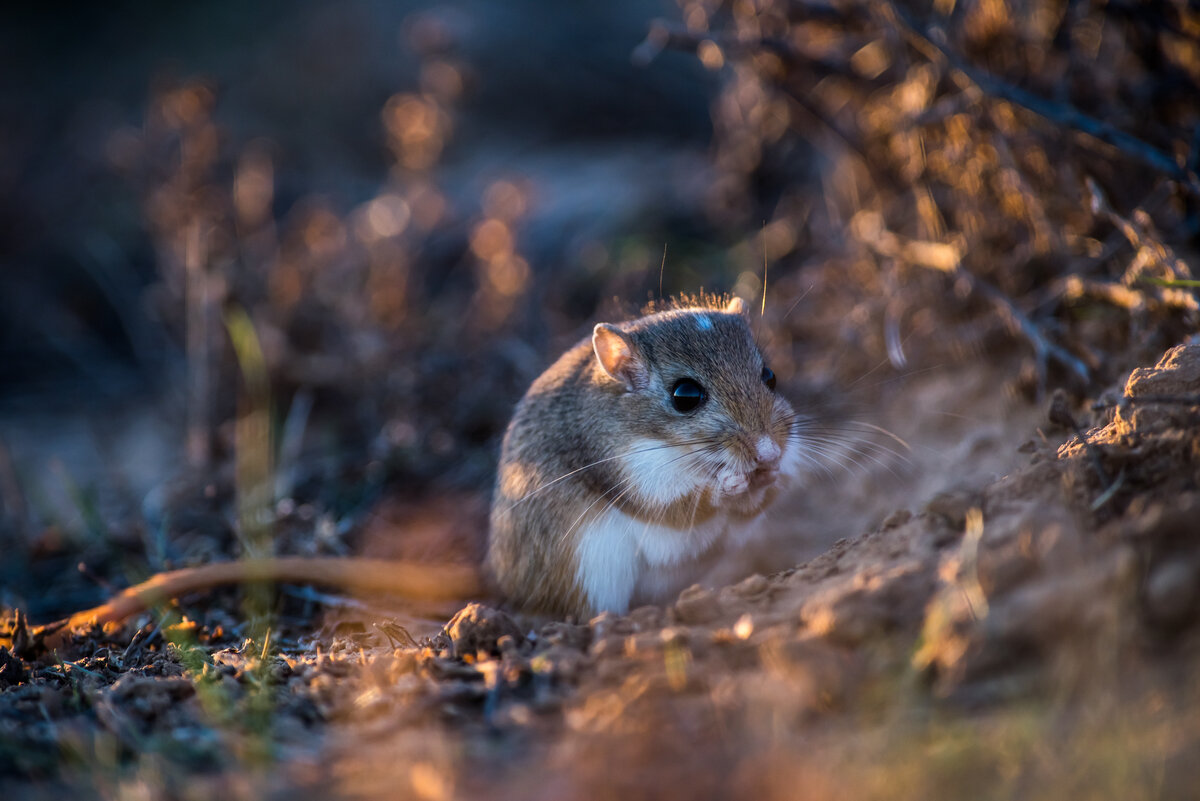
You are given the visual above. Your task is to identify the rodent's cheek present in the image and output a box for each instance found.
[772,397,799,427]
[621,435,710,508]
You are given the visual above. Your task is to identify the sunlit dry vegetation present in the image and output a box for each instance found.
[2,0,1200,799]
[656,0,1200,394]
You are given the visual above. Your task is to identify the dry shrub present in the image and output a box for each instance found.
[659,0,1199,394]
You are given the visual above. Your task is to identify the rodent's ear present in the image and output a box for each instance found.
[593,324,649,392]
[725,296,747,315]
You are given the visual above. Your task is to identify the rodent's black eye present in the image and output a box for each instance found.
[671,379,706,413]
[762,366,777,391]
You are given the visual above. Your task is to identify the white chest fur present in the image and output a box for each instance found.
[573,506,742,615]
[568,431,804,615]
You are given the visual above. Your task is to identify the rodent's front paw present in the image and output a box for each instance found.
[718,472,750,496]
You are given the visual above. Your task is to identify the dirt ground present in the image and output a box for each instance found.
[4,341,1200,800]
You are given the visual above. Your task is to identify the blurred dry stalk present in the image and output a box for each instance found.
[469,179,534,331]
[100,13,524,516]
[652,0,1200,394]
[128,82,226,468]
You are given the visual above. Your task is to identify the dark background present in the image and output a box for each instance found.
[0,0,740,616]
[0,0,716,405]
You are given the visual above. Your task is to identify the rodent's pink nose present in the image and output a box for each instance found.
[755,437,782,469]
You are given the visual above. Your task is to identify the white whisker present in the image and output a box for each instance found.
[506,436,720,512]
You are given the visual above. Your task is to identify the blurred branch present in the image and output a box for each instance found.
[642,5,1199,198]
[786,96,887,180]
[1101,0,1200,50]
[635,20,886,87]
[782,0,854,24]
[637,19,909,194]
[1086,178,1195,282]
[881,2,1200,197]
[857,219,1091,388]
[1073,181,1176,276]
[1084,177,1200,317]
[1062,276,1146,311]
[967,269,1092,389]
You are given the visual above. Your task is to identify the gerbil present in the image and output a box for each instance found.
[489,296,802,617]
[37,297,804,642]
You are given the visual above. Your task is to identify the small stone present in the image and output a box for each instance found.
[1047,388,1078,430]
[539,621,590,651]
[1145,559,1199,626]
[924,487,984,530]
[673,585,722,625]
[588,611,617,640]
[444,603,524,659]
[733,574,769,598]
[627,605,665,630]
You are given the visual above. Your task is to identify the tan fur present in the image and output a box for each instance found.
[488,297,797,618]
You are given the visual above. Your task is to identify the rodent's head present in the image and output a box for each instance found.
[592,296,798,516]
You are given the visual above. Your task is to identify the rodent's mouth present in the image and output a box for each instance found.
[747,466,778,491]
[715,464,780,500]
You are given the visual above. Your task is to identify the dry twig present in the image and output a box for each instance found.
[881,2,1200,197]
[966,270,1091,390]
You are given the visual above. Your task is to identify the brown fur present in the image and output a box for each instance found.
[488,297,794,618]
